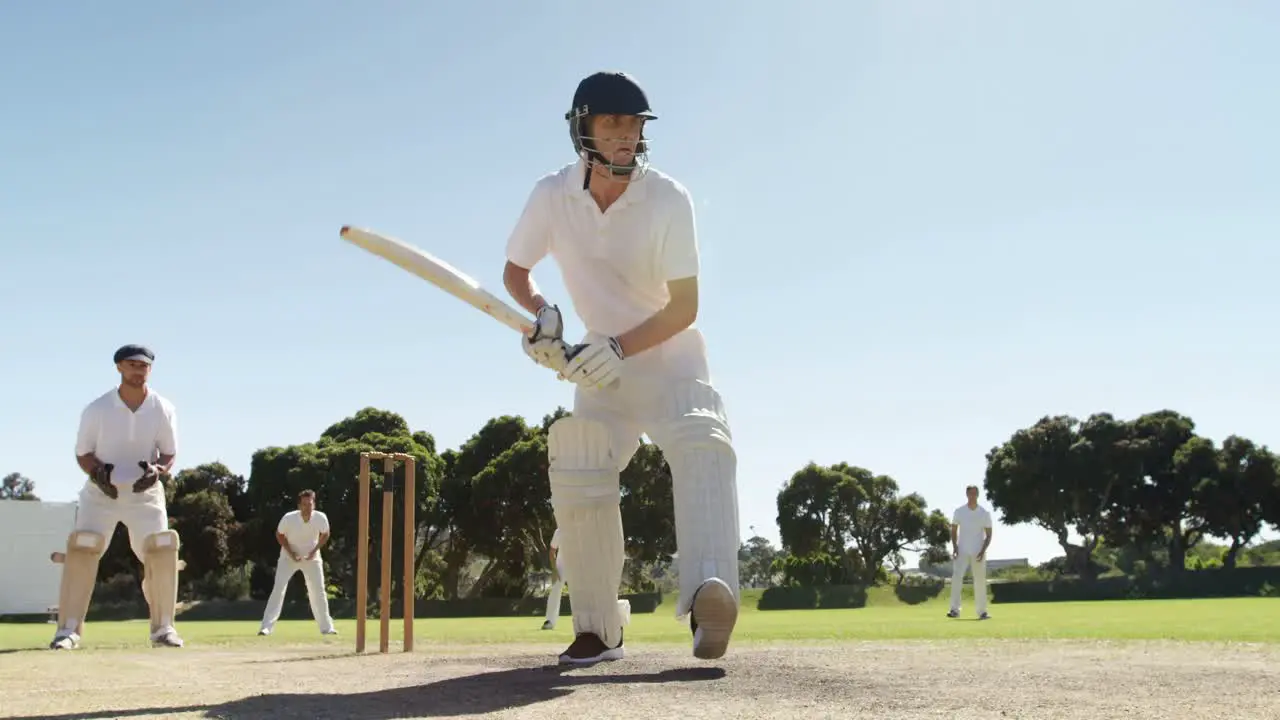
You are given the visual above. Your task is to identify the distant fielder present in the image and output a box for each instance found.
[52,344,184,650]
[503,70,740,665]
[948,484,993,620]
[542,528,565,630]
[258,490,337,636]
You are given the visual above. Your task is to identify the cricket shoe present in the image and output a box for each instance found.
[541,620,554,630]
[151,629,184,648]
[49,631,81,650]
[690,577,738,660]
[558,631,624,665]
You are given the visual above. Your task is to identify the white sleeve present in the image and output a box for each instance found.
[505,181,552,270]
[951,508,960,526]
[318,513,331,534]
[157,402,179,456]
[982,509,993,529]
[277,514,290,534]
[74,404,98,456]
[659,186,700,282]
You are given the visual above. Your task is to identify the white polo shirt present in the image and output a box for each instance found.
[278,510,330,557]
[75,388,179,487]
[505,160,700,339]
[952,503,993,556]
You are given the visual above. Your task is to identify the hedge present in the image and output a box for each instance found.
[758,584,869,610]
[990,566,1280,603]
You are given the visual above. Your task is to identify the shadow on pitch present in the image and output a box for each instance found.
[5,664,727,719]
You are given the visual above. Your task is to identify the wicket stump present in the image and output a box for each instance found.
[356,452,416,653]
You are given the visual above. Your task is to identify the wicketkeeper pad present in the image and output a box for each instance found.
[56,531,106,635]
[548,416,630,648]
[142,530,181,634]
[660,380,741,619]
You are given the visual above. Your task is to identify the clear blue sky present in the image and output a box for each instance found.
[2,2,1277,565]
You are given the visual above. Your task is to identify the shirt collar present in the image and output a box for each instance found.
[568,157,649,207]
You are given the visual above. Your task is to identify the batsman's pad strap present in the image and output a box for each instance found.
[69,530,108,555]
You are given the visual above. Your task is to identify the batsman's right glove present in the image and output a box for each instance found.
[523,304,570,373]
[91,463,117,499]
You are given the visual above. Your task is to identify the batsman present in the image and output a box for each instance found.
[50,344,184,650]
[503,70,740,665]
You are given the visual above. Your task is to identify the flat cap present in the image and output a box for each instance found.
[113,344,155,364]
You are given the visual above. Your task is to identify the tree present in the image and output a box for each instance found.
[1106,410,1206,573]
[984,413,1131,579]
[444,415,542,597]
[1189,437,1279,569]
[620,441,676,571]
[776,462,950,586]
[739,533,780,588]
[1,472,38,500]
[168,487,239,596]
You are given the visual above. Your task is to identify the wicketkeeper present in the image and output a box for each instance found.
[50,344,185,650]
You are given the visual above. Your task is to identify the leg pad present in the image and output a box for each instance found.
[142,530,181,635]
[56,531,106,635]
[548,417,629,648]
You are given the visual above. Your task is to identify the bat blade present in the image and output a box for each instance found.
[339,225,534,335]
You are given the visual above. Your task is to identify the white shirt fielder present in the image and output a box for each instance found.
[277,510,330,559]
[952,504,993,557]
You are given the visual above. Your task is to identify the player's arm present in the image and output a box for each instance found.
[979,517,993,558]
[155,404,179,474]
[276,531,296,559]
[950,513,960,556]
[503,182,552,316]
[615,190,700,357]
[74,405,103,476]
[315,515,331,552]
[503,262,549,317]
[616,277,698,357]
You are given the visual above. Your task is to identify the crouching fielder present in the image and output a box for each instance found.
[52,344,184,650]
[503,70,741,665]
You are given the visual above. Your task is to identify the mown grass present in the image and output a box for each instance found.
[3,586,1276,652]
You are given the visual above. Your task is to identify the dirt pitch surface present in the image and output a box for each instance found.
[2,640,1279,719]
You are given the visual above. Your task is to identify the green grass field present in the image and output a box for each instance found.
[4,587,1277,652]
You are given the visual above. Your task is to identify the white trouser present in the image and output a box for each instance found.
[71,480,174,637]
[544,557,565,626]
[568,327,740,620]
[261,549,334,632]
[950,553,988,614]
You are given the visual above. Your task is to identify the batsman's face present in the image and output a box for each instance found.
[588,114,644,166]
[966,487,979,503]
[117,360,151,387]
[299,495,315,513]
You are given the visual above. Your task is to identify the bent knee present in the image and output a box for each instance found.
[143,530,180,556]
[548,417,620,504]
[66,531,107,557]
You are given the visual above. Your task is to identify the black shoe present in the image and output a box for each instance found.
[558,631,624,665]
